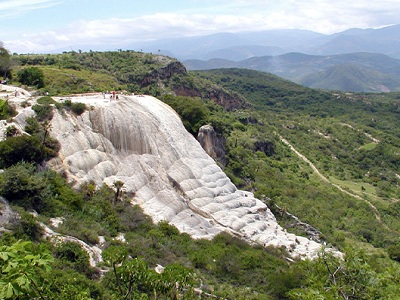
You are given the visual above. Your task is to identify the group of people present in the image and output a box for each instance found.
[103,90,119,100]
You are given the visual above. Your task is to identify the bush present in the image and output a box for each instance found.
[24,116,41,135]
[4,125,19,137]
[162,95,210,135]
[63,99,87,115]
[387,245,400,262]
[17,66,45,88]
[54,241,96,277]
[11,210,44,241]
[70,102,86,115]
[46,269,103,299]
[37,96,57,105]
[0,240,54,299]
[0,162,49,212]
[0,99,17,120]
[0,135,45,168]
[32,103,53,121]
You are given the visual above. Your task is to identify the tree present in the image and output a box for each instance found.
[113,180,125,203]
[287,248,400,300]
[162,95,210,135]
[54,242,95,278]
[0,240,53,299]
[0,99,17,121]
[17,67,44,88]
[387,245,400,262]
[0,44,13,80]
[0,162,49,212]
[0,135,45,168]
[102,245,196,299]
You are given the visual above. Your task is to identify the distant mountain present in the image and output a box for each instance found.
[142,32,250,60]
[300,64,400,92]
[184,58,237,70]
[204,45,285,61]
[184,52,400,92]
[137,24,400,92]
[307,25,400,58]
[139,24,400,60]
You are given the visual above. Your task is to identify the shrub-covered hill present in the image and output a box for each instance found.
[1,52,400,299]
[194,68,400,248]
[12,51,247,110]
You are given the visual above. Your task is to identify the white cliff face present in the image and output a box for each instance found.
[10,93,322,259]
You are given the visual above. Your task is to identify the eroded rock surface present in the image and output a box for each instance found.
[197,124,226,166]
[7,93,323,259]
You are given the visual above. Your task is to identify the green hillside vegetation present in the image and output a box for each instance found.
[0,99,16,120]
[12,51,179,95]
[1,52,400,299]
[193,69,400,247]
[300,64,400,92]
[184,51,400,92]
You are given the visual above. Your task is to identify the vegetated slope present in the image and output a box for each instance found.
[2,52,400,299]
[184,52,400,92]
[300,64,400,92]
[15,51,182,94]
[14,51,248,110]
[193,68,400,251]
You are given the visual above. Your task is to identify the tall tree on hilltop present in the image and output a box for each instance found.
[0,43,14,80]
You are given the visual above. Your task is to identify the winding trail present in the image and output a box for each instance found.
[277,134,389,230]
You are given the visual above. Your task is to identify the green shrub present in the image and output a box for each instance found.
[387,245,400,262]
[70,102,86,115]
[24,116,41,135]
[0,99,17,120]
[54,241,96,277]
[0,240,54,299]
[158,220,180,237]
[63,99,87,115]
[0,162,49,212]
[32,103,53,121]
[17,66,45,88]
[0,135,45,168]
[11,210,44,242]
[46,269,103,299]
[162,95,210,135]
[37,96,57,105]
[4,125,19,137]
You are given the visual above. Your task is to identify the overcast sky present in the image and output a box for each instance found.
[2,0,400,54]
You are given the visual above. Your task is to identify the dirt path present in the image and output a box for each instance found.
[277,134,389,229]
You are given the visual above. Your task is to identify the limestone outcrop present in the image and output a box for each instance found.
[197,125,226,166]
[5,92,324,259]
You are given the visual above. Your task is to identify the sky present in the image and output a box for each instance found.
[1,0,400,54]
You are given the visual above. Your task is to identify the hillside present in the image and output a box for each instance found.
[1,52,400,299]
[184,52,400,92]
[300,64,400,92]
[193,68,400,248]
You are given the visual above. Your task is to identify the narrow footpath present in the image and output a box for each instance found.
[277,133,389,230]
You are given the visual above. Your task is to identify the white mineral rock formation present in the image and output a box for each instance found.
[42,224,103,267]
[7,92,324,259]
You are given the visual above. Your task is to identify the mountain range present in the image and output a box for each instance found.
[139,24,400,92]
[184,52,400,92]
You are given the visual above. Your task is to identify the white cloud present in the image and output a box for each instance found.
[0,0,62,19]
[5,0,400,53]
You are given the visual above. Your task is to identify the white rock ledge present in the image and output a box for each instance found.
[7,93,327,259]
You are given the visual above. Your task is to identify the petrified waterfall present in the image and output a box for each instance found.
[44,94,322,258]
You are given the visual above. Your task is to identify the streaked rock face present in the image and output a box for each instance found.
[12,94,323,258]
[197,124,227,166]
